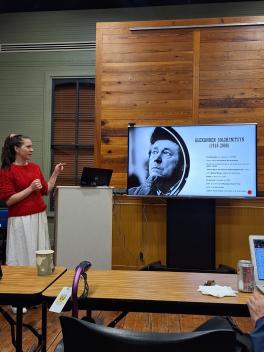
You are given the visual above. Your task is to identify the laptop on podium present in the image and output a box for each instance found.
[249,235,264,294]
[80,167,113,187]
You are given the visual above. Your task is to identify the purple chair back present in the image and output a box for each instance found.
[71,261,91,318]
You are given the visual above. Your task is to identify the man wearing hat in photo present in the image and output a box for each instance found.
[128,126,189,196]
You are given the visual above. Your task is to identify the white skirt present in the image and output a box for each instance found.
[6,211,51,266]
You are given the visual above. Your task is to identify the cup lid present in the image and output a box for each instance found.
[35,249,54,255]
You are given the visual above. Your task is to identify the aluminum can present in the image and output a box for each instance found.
[237,260,254,292]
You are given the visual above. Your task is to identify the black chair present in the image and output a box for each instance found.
[58,315,236,352]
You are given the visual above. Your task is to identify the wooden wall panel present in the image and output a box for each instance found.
[96,24,194,187]
[96,17,264,269]
[112,196,264,270]
[96,18,264,190]
[112,196,166,270]
[199,26,264,192]
[215,199,264,268]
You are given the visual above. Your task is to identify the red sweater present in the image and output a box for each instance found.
[0,163,48,217]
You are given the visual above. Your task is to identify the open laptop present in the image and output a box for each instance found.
[249,235,264,294]
[80,167,113,187]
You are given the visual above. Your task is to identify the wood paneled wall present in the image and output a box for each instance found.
[112,195,264,270]
[112,196,167,270]
[96,16,264,269]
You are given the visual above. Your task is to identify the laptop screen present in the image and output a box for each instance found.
[254,239,264,280]
[80,167,113,187]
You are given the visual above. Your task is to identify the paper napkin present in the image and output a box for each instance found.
[198,284,238,298]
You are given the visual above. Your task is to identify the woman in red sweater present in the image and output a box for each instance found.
[0,134,64,266]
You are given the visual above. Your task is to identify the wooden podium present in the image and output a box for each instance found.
[54,186,112,269]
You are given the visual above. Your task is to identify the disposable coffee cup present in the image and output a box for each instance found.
[35,250,54,276]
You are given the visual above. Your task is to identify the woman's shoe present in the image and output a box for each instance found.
[11,306,27,314]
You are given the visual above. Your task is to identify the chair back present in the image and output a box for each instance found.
[59,315,236,352]
[71,260,91,318]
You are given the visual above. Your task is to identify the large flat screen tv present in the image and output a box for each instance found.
[127,123,257,198]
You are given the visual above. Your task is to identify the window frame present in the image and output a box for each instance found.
[43,71,96,214]
[51,78,95,186]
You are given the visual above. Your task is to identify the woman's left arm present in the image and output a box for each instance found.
[47,163,65,193]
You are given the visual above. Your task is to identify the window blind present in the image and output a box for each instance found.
[51,79,95,188]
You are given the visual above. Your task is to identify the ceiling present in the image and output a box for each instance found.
[0,0,258,14]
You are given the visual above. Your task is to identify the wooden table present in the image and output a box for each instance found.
[43,269,252,317]
[0,265,66,352]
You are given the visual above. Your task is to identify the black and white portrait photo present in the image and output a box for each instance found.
[128,126,190,196]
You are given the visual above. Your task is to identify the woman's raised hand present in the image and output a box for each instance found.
[54,163,66,175]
